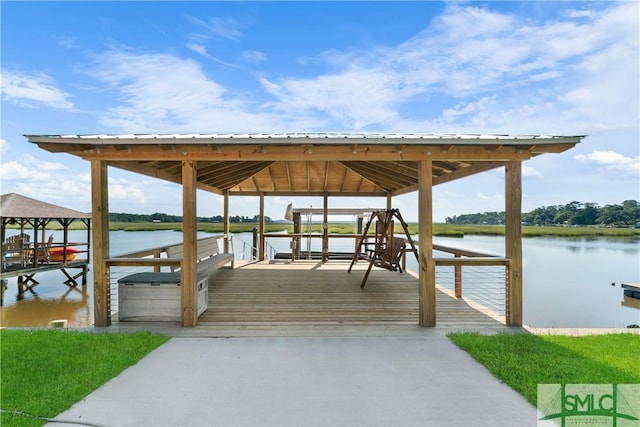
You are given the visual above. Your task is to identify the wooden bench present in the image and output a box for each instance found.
[166,237,234,275]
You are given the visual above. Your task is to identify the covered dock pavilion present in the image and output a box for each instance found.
[27,132,582,328]
[1,193,91,300]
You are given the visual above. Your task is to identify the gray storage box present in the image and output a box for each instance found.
[118,271,208,321]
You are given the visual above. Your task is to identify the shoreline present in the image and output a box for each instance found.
[11,222,638,238]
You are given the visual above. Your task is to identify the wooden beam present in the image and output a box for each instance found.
[223,190,230,253]
[433,161,505,185]
[323,161,329,192]
[285,161,292,191]
[181,160,198,327]
[108,160,225,196]
[228,190,387,197]
[505,161,523,326]
[322,195,328,262]
[340,161,414,190]
[418,160,436,327]
[198,161,273,184]
[74,144,546,162]
[91,160,110,327]
[259,193,265,261]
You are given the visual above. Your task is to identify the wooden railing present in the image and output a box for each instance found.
[263,234,509,317]
[102,233,511,322]
[104,234,231,270]
[433,244,510,298]
[103,234,231,319]
[431,244,511,320]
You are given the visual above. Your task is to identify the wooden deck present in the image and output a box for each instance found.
[198,260,505,328]
[0,260,89,284]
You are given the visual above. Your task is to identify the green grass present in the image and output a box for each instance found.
[447,332,640,406]
[1,329,169,427]
[106,221,639,238]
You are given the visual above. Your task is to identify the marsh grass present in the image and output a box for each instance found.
[109,222,640,238]
[0,329,169,427]
[447,332,640,406]
[9,221,638,238]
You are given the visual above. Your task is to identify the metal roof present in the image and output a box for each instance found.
[26,133,583,197]
[26,132,584,145]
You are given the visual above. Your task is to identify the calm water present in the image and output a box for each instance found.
[1,230,638,328]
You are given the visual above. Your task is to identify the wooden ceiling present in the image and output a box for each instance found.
[27,133,583,197]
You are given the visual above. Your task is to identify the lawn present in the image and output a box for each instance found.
[447,332,640,406]
[2,329,637,426]
[0,329,169,427]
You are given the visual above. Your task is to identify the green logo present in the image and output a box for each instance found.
[538,384,639,427]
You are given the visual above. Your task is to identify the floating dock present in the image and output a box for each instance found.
[621,282,640,310]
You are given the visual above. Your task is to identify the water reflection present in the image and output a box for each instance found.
[0,230,638,328]
[1,281,91,327]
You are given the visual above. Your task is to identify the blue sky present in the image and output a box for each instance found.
[1,1,638,222]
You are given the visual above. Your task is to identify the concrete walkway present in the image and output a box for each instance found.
[47,335,537,426]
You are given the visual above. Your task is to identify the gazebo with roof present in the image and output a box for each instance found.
[26,132,583,327]
[1,192,91,288]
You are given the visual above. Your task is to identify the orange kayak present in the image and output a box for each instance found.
[49,247,78,262]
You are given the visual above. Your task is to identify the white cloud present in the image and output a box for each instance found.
[2,168,91,211]
[259,2,638,135]
[0,139,8,153]
[1,70,74,110]
[24,154,67,171]
[186,16,243,41]
[108,181,146,203]
[185,41,208,57]
[240,50,266,64]
[88,48,318,132]
[0,161,40,181]
[522,166,542,178]
[575,150,640,174]
[57,37,78,49]
[184,15,244,63]
[261,68,401,129]
[0,155,67,182]
[477,192,504,204]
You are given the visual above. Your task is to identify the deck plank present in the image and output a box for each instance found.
[198,261,504,327]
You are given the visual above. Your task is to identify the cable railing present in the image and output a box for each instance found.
[258,233,509,320]
[233,235,278,261]
[102,232,511,323]
[432,244,509,319]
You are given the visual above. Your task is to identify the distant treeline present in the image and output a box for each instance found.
[109,212,274,223]
[445,200,640,227]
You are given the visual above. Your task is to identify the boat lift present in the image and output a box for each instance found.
[281,204,380,261]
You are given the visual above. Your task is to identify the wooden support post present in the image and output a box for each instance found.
[293,212,301,260]
[223,190,230,253]
[454,255,462,298]
[91,160,110,326]
[181,160,198,327]
[259,193,265,261]
[418,160,436,327]
[152,249,161,272]
[386,193,392,210]
[505,161,523,326]
[322,195,329,262]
